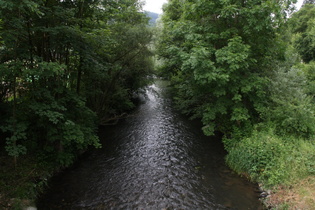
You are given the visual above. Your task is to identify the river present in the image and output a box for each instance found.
[37,80,263,209]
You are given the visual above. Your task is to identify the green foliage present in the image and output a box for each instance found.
[226,128,315,187]
[289,4,315,63]
[26,90,101,167]
[157,0,315,194]
[0,119,27,158]
[0,154,53,206]
[263,67,315,138]
[0,0,153,170]
[224,36,315,187]
[300,61,315,95]
[157,0,294,136]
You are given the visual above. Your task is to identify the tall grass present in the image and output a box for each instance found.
[225,128,315,187]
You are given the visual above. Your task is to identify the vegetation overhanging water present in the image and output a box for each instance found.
[37,81,263,209]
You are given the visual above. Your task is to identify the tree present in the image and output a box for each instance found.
[0,0,153,167]
[157,0,295,138]
[290,4,315,63]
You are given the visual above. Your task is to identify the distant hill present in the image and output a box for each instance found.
[145,11,159,25]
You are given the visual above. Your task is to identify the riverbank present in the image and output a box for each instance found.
[261,176,315,209]
[225,128,315,209]
[1,153,314,209]
[1,109,314,209]
[0,155,53,209]
[1,141,315,209]
[2,161,313,210]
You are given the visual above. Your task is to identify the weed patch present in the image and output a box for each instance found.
[265,176,315,209]
[225,128,315,187]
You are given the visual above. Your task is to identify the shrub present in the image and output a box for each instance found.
[264,67,315,139]
[226,127,315,187]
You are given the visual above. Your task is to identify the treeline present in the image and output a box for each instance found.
[157,0,315,196]
[0,0,153,168]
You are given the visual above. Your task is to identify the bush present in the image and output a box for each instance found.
[26,90,101,167]
[263,67,315,139]
[226,127,315,187]
[0,88,101,168]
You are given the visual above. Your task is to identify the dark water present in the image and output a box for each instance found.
[37,81,263,209]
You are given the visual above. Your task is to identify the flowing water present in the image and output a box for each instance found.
[37,81,263,209]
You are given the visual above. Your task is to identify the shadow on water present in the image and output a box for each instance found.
[37,80,264,209]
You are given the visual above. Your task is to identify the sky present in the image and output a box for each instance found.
[143,0,305,14]
[143,0,168,14]
[296,0,304,9]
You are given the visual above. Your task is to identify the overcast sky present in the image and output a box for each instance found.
[296,0,304,9]
[143,0,304,14]
[143,0,167,14]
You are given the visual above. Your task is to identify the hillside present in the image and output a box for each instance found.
[145,11,159,25]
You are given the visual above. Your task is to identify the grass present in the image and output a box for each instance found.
[264,176,315,209]
[226,129,315,187]
[225,127,315,209]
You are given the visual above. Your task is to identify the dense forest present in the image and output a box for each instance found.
[0,0,154,165]
[0,0,315,209]
[0,0,154,207]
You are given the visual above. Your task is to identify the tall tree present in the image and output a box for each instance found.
[290,4,315,63]
[157,0,295,138]
[0,0,153,166]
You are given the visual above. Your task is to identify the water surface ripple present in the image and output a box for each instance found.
[38,81,262,209]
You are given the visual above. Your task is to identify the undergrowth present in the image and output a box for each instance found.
[0,154,54,209]
[225,127,315,188]
[265,176,315,209]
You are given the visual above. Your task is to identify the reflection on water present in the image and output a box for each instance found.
[37,80,263,209]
